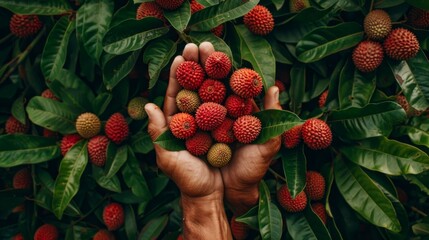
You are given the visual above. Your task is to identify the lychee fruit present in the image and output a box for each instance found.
[103,202,125,231]
[396,187,408,204]
[277,185,307,212]
[43,128,58,138]
[211,118,235,144]
[383,28,420,60]
[13,168,32,189]
[233,115,262,144]
[289,0,311,12]
[60,134,82,156]
[155,0,184,10]
[190,0,204,14]
[230,68,263,98]
[318,90,328,108]
[136,2,165,22]
[88,135,110,167]
[396,94,421,117]
[243,5,274,36]
[305,171,326,201]
[34,224,59,240]
[207,143,232,168]
[225,95,253,119]
[176,61,205,90]
[311,202,327,224]
[230,215,249,240]
[195,102,227,131]
[9,14,43,38]
[5,116,29,134]
[75,112,101,139]
[176,89,201,113]
[185,131,213,156]
[364,9,392,40]
[352,40,384,72]
[12,233,24,240]
[275,80,286,92]
[204,51,232,79]
[169,112,197,139]
[105,113,129,144]
[41,89,59,101]
[93,229,116,240]
[301,118,332,150]
[127,97,149,120]
[198,79,226,104]
[211,24,224,38]
[282,124,302,149]
[407,7,429,29]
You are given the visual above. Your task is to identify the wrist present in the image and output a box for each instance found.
[225,185,259,216]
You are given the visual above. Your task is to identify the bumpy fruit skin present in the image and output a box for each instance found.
[169,113,197,139]
[93,229,116,240]
[34,224,59,240]
[318,90,328,108]
[230,68,263,98]
[75,112,101,139]
[103,202,125,231]
[275,80,286,92]
[282,124,302,149]
[185,131,213,156]
[364,9,392,40]
[383,28,420,60]
[60,134,82,156]
[352,40,384,72]
[277,185,307,212]
[305,171,326,201]
[211,118,235,144]
[225,95,253,119]
[230,215,249,240]
[289,0,310,12]
[5,116,29,134]
[136,2,165,21]
[13,168,32,189]
[195,102,227,131]
[12,233,24,240]
[155,0,184,10]
[243,5,274,36]
[207,143,232,168]
[88,135,110,167]
[176,61,205,90]
[211,24,224,37]
[311,202,327,224]
[407,7,429,28]
[176,89,201,113]
[127,97,149,120]
[190,0,204,14]
[198,79,226,104]
[233,115,262,144]
[9,14,43,38]
[396,95,421,117]
[105,113,129,144]
[204,51,232,79]
[301,118,332,150]
[41,89,59,101]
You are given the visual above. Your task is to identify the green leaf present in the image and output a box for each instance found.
[103,18,168,55]
[235,206,259,229]
[48,80,91,112]
[281,146,307,198]
[387,50,429,111]
[253,109,304,144]
[0,135,60,167]
[41,17,76,81]
[26,96,79,134]
[50,69,95,102]
[334,156,401,232]
[92,165,121,193]
[76,0,114,62]
[189,0,258,31]
[328,101,407,140]
[189,31,234,61]
[296,22,363,63]
[125,205,138,240]
[105,145,128,178]
[286,206,332,240]
[52,140,88,219]
[0,0,70,15]
[340,136,429,175]
[164,1,191,32]
[413,223,429,236]
[93,92,112,116]
[406,0,429,10]
[143,39,177,89]
[235,25,275,93]
[103,49,141,90]
[111,0,137,27]
[258,180,282,240]
[405,172,429,196]
[277,5,335,25]
[288,64,306,114]
[131,132,154,154]
[154,130,185,151]
[122,148,151,200]
[138,215,168,240]
[393,117,429,148]
[11,93,26,124]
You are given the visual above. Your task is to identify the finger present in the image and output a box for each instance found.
[263,86,281,110]
[145,103,168,141]
[164,55,185,122]
[182,43,199,62]
[251,99,260,113]
[199,41,215,68]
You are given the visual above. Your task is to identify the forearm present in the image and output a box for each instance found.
[181,193,232,240]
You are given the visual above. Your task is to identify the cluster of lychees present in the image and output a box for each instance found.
[168,50,264,168]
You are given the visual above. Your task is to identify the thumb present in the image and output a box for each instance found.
[145,103,168,141]
[263,86,281,110]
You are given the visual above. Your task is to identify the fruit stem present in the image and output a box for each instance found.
[411,206,428,217]
[0,33,14,45]
[268,167,287,183]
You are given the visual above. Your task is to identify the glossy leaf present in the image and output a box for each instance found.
[131,132,154,154]
[11,93,26,124]
[341,136,429,175]
[328,102,407,140]
[189,32,234,64]
[76,0,114,62]
[0,135,60,167]
[235,206,259,229]
[258,180,282,240]
[286,206,332,240]
[122,148,151,200]
[405,172,429,196]
[253,109,304,144]
[111,0,136,27]
[92,165,121,193]
[103,18,168,55]
[0,0,70,15]
[406,0,429,10]
[48,80,91,112]
[103,49,141,90]
[41,17,76,81]
[105,145,128,178]
[26,96,80,134]
[139,215,168,240]
[296,22,363,63]
[164,1,191,32]
[413,223,429,236]
[334,157,401,232]
[393,117,429,148]
[50,69,95,101]
[154,130,185,151]
[125,205,138,240]
[281,146,306,198]
[278,5,335,25]
[93,92,112,116]
[289,64,306,114]
[52,140,88,219]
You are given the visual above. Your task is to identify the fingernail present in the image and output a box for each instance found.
[273,86,279,100]
[144,104,153,119]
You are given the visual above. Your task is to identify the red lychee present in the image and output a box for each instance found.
[383,28,420,60]
[185,131,213,156]
[301,118,332,150]
[169,112,197,139]
[407,7,429,28]
[211,118,235,144]
[103,202,125,231]
[243,5,274,36]
[311,202,327,224]
[305,171,326,201]
[93,229,116,240]
[198,79,226,104]
[60,134,82,156]
[318,90,328,108]
[41,89,59,101]
[136,2,165,22]
[204,51,232,79]
[13,168,32,189]
[34,224,59,240]
[230,68,263,98]
[233,115,262,144]
[195,102,227,131]
[190,0,204,14]
[9,14,43,38]
[352,40,384,72]
[12,233,24,240]
[277,185,307,212]
[211,24,224,37]
[224,95,253,119]
[230,215,249,240]
[176,61,205,90]
[274,80,286,92]
[105,113,129,144]
[155,0,184,10]
[282,124,302,149]
[5,116,29,134]
[88,135,110,167]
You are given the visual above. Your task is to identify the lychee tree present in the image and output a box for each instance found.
[0,0,429,239]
